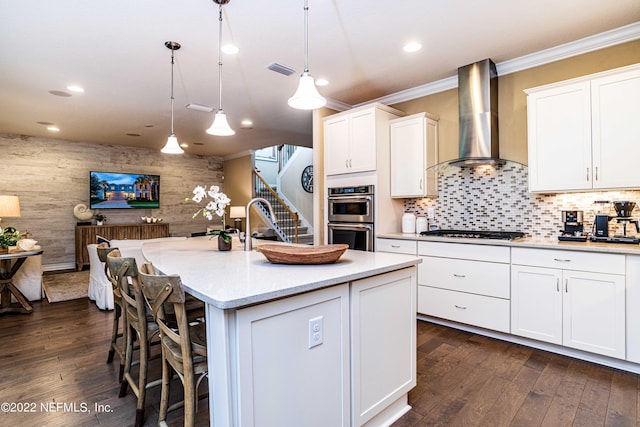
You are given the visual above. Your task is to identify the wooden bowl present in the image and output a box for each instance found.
[257,244,349,265]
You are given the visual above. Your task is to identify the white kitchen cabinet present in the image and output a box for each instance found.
[236,267,417,427]
[324,103,403,176]
[390,112,439,198]
[416,242,511,333]
[526,63,640,192]
[350,267,416,426]
[236,284,351,427]
[375,237,417,255]
[511,248,625,359]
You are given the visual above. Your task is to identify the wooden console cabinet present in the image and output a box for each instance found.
[75,223,170,271]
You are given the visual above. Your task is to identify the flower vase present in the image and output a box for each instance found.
[218,234,231,251]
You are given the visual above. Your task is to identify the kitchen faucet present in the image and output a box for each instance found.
[244,197,278,251]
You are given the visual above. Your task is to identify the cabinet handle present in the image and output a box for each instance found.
[345,159,349,168]
[349,159,352,168]
[453,273,466,278]
[454,304,467,310]
[556,278,559,292]
[565,278,568,293]
[586,167,589,181]
[553,258,571,262]
[595,166,599,181]
[391,245,400,248]
[419,179,423,189]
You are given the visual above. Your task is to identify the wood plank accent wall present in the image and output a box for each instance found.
[0,133,225,269]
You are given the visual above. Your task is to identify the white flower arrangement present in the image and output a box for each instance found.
[187,185,231,220]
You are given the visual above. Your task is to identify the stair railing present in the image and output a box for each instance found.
[253,170,299,243]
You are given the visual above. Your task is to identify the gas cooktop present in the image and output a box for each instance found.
[419,230,526,240]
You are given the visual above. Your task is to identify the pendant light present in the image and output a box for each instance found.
[206,0,235,136]
[161,41,184,154]
[288,0,326,110]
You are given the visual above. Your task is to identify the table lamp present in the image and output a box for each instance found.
[0,195,21,223]
[230,206,246,233]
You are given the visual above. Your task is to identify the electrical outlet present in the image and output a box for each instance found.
[427,207,435,219]
[308,316,323,348]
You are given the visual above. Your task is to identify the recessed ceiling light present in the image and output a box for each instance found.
[221,44,239,54]
[67,85,85,93]
[315,78,329,86]
[126,133,141,137]
[49,90,71,97]
[37,121,54,125]
[47,126,60,132]
[193,142,204,146]
[241,119,253,126]
[403,42,422,53]
[179,143,189,148]
[144,124,154,128]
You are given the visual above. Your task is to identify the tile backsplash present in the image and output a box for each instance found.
[404,161,640,239]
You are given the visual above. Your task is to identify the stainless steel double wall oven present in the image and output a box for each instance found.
[327,185,374,251]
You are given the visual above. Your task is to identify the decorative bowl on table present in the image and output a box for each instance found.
[17,239,38,251]
[257,244,349,265]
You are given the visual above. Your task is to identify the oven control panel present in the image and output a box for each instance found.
[328,185,374,196]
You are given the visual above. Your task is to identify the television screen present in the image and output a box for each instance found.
[90,171,160,209]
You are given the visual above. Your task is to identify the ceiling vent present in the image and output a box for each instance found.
[267,62,296,76]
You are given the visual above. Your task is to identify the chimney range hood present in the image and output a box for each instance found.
[450,59,502,167]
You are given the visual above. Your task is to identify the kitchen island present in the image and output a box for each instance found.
[142,237,420,427]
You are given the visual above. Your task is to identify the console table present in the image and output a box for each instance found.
[75,223,169,271]
[0,249,44,314]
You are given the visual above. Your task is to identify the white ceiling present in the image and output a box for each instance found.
[1,1,639,158]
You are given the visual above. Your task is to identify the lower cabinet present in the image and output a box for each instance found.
[511,248,625,359]
[351,267,416,426]
[236,267,417,426]
[416,242,511,333]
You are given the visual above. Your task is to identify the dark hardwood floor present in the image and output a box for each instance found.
[394,321,640,427]
[1,298,638,426]
[0,298,208,427]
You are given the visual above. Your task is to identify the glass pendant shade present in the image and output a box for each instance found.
[161,134,184,154]
[206,109,235,136]
[288,71,326,110]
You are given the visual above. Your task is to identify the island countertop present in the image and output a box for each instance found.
[142,237,421,309]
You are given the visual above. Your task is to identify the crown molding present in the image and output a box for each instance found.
[358,22,640,107]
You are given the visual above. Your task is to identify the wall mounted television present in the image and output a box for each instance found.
[90,171,160,209]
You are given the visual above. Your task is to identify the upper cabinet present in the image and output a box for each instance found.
[324,103,403,176]
[390,112,439,198]
[525,64,640,193]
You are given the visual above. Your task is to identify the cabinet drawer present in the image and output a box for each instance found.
[376,238,417,255]
[418,241,510,263]
[418,286,510,333]
[418,256,509,298]
[512,248,624,274]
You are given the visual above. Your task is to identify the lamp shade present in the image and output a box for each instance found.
[0,195,21,217]
[288,72,327,110]
[206,110,235,136]
[230,206,246,219]
[161,134,184,154]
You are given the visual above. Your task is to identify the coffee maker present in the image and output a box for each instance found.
[590,200,640,244]
[558,210,586,242]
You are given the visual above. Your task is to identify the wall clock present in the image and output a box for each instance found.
[301,165,313,193]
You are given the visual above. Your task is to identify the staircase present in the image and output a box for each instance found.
[253,170,313,244]
[255,186,313,244]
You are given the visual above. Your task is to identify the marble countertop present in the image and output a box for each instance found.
[142,236,420,309]
[377,232,640,255]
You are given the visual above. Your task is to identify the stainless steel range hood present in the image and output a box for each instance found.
[450,59,502,167]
